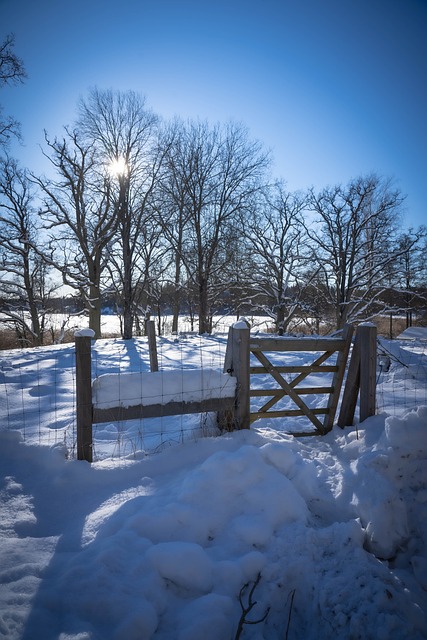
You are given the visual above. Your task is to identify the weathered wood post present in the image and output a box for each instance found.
[338,322,377,427]
[324,324,354,432]
[75,329,95,462]
[146,319,159,372]
[359,323,377,422]
[337,330,361,427]
[228,321,251,429]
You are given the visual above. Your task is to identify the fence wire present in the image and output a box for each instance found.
[1,334,229,461]
[376,337,427,416]
[1,334,426,461]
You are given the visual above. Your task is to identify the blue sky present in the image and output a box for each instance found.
[1,0,426,228]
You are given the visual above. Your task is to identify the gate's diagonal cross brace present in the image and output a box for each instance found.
[251,349,326,433]
[255,350,336,416]
[288,351,335,388]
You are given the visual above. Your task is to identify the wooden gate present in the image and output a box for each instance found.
[225,323,354,436]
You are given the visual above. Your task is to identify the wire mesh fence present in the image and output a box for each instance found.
[1,332,426,462]
[376,336,427,416]
[1,333,230,461]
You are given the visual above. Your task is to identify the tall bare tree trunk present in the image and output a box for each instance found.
[88,283,102,339]
[198,277,210,335]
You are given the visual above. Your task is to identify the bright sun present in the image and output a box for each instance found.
[108,156,128,178]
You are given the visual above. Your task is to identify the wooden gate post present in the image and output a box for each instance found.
[324,323,354,433]
[338,322,377,427]
[337,331,361,427]
[359,323,377,422]
[230,321,250,429]
[75,329,95,462]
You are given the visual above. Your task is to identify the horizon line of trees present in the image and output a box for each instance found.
[0,38,426,346]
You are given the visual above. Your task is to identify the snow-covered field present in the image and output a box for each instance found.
[0,312,275,340]
[1,328,427,639]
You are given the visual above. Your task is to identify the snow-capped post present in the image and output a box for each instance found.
[359,322,377,422]
[229,320,250,429]
[75,329,95,462]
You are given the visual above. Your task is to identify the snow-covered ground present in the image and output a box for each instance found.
[398,327,427,341]
[1,329,427,639]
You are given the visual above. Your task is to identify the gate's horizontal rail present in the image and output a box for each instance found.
[251,408,328,421]
[250,386,333,397]
[250,365,338,374]
[250,337,346,352]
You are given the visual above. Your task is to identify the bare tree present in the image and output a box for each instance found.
[306,174,407,329]
[153,120,192,334]
[107,209,170,335]
[157,119,269,334]
[77,88,161,339]
[394,226,427,327]
[242,184,315,334]
[0,156,54,345]
[34,128,118,338]
[0,34,26,147]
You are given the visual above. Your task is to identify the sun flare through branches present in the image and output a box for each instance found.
[107,156,128,178]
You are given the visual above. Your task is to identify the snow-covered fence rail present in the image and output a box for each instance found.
[92,370,236,424]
